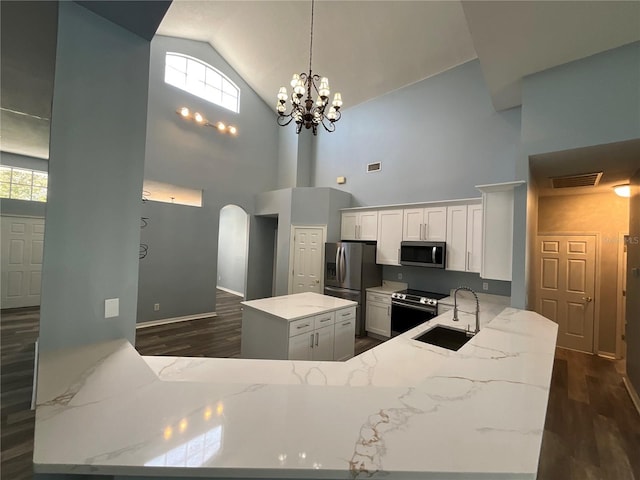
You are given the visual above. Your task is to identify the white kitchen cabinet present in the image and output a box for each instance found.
[333,316,356,361]
[466,203,483,273]
[446,203,483,273]
[288,330,314,360]
[241,293,356,361]
[341,211,378,241]
[376,209,403,265]
[366,291,391,338]
[476,181,525,281]
[403,207,446,242]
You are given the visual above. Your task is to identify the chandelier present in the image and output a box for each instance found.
[276,0,343,135]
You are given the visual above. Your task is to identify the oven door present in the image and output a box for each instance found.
[391,300,437,337]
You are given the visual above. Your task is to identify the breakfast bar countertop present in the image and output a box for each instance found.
[33,305,558,479]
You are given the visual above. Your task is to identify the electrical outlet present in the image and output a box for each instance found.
[397,273,403,280]
[482,282,489,291]
[154,303,160,311]
[105,298,119,318]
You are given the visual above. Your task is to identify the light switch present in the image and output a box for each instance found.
[105,298,119,318]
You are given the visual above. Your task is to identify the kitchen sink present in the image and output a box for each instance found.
[413,325,473,351]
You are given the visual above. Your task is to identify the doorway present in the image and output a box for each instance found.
[217,205,249,297]
[534,234,597,352]
[1,216,45,308]
[289,226,326,294]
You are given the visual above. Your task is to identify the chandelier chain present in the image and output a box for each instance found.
[308,0,314,74]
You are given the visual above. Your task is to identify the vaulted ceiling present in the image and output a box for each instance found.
[1,0,639,193]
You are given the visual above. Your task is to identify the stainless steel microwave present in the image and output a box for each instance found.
[399,241,446,268]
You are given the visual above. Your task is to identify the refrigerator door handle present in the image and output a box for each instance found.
[340,246,347,284]
[335,246,341,284]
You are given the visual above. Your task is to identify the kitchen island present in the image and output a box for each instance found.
[33,304,557,479]
[240,292,357,361]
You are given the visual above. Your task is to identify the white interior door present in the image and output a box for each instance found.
[535,234,596,352]
[1,216,45,308]
[291,226,324,294]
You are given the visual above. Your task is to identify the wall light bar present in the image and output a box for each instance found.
[175,107,238,136]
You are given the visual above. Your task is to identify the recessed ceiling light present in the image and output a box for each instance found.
[217,122,226,131]
[613,184,630,197]
[228,126,237,135]
[180,107,189,117]
[194,112,204,123]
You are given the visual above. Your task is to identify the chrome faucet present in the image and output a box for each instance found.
[452,286,480,336]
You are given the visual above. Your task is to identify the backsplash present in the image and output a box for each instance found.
[382,265,511,297]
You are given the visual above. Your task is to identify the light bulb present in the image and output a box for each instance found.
[332,92,343,108]
[613,184,630,197]
[277,87,288,101]
[180,107,189,117]
[277,103,286,113]
[327,107,337,121]
[290,74,300,88]
[294,79,305,96]
[194,112,204,123]
[315,97,325,107]
[228,126,237,135]
[217,122,226,131]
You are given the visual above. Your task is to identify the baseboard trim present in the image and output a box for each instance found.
[597,351,616,360]
[623,375,640,416]
[216,286,244,297]
[31,338,39,410]
[136,312,217,329]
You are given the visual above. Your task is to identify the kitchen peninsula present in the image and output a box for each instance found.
[33,305,557,479]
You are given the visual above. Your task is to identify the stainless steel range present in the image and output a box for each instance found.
[390,289,447,336]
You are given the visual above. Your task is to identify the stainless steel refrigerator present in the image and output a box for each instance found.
[324,241,382,337]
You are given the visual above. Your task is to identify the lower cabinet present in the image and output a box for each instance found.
[365,292,391,338]
[334,316,356,361]
[286,307,356,361]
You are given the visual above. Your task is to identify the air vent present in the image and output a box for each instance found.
[367,162,381,173]
[550,172,603,189]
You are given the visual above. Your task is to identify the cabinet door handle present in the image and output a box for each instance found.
[342,321,351,326]
[397,248,400,264]
[297,323,310,329]
[341,312,350,317]
[387,306,390,316]
[315,332,319,346]
[424,223,428,240]
[310,333,314,348]
[320,317,330,323]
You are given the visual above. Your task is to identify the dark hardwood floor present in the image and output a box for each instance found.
[1,292,638,479]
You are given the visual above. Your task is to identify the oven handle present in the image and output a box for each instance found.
[391,300,437,314]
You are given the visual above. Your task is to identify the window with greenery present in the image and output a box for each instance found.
[0,166,48,202]
[164,52,240,113]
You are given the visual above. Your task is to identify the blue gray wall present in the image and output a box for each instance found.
[0,152,48,217]
[39,2,149,352]
[313,60,522,207]
[217,204,249,296]
[138,35,279,322]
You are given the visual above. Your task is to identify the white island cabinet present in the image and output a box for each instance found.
[241,292,356,361]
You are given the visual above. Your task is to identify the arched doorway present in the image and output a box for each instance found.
[217,204,249,297]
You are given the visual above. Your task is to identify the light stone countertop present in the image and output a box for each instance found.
[33,304,558,479]
[241,292,356,321]
[366,280,407,295]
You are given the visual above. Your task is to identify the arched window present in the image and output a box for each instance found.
[164,52,240,113]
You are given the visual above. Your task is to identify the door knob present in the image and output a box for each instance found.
[582,296,592,302]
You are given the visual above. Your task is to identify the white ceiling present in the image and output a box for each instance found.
[1,0,639,193]
[158,0,640,112]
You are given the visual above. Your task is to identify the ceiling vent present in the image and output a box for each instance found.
[367,162,382,173]
[550,172,603,189]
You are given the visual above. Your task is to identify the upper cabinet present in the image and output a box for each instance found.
[403,207,446,241]
[445,203,482,273]
[341,211,378,241]
[376,209,403,265]
[476,181,525,281]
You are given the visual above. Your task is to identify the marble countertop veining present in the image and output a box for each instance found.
[33,305,558,479]
[241,292,357,321]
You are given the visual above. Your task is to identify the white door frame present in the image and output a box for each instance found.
[535,232,601,354]
[617,232,629,359]
[288,225,327,295]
